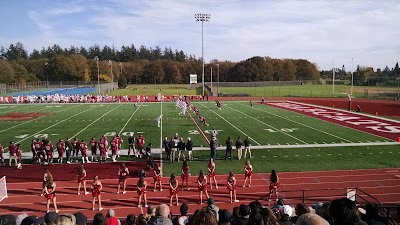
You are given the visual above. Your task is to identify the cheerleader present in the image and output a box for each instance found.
[181,160,190,191]
[77,164,89,195]
[153,162,162,192]
[137,176,148,207]
[91,176,103,211]
[44,177,58,213]
[242,160,253,187]
[41,169,53,196]
[197,170,209,204]
[227,172,239,203]
[117,163,129,194]
[208,158,218,189]
[169,174,179,206]
[268,169,280,203]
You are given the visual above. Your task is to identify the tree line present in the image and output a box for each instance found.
[1,42,397,86]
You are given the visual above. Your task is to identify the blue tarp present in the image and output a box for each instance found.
[13,87,96,96]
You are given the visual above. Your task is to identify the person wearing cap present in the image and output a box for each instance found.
[207,198,220,221]
[236,204,251,225]
[8,141,17,167]
[186,137,193,161]
[74,212,87,225]
[218,209,232,225]
[127,133,135,157]
[279,205,294,225]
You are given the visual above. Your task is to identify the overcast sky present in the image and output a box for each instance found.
[0,0,399,71]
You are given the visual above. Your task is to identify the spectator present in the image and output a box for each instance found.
[296,213,329,225]
[362,202,388,225]
[260,207,279,225]
[147,205,157,224]
[20,216,40,225]
[155,204,173,225]
[164,137,171,161]
[248,208,265,225]
[207,198,220,221]
[243,136,251,158]
[126,214,136,225]
[93,213,105,225]
[210,137,218,161]
[219,209,232,225]
[186,137,193,161]
[232,207,240,225]
[236,204,251,225]
[291,203,310,223]
[236,136,243,160]
[15,213,28,225]
[44,212,58,225]
[74,212,88,225]
[279,205,295,225]
[330,198,367,225]
[175,203,189,225]
[106,209,121,225]
[54,214,76,225]
[193,207,217,225]
[136,214,151,225]
[225,136,233,160]
[317,203,333,225]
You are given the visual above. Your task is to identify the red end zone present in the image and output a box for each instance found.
[266,101,400,141]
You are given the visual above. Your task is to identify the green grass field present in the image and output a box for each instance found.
[0,101,399,175]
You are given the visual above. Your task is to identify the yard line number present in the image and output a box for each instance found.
[264,128,299,133]
[188,130,223,135]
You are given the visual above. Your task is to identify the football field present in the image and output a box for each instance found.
[0,101,399,174]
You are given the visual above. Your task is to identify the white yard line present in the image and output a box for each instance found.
[69,104,124,139]
[4,106,94,150]
[0,104,80,134]
[238,102,352,143]
[0,104,37,114]
[226,104,308,144]
[118,103,142,134]
[199,102,261,146]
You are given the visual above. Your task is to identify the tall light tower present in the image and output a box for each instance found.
[195,13,211,96]
[94,56,100,94]
[216,63,220,96]
[119,62,123,75]
[109,60,113,90]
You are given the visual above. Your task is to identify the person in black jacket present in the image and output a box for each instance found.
[169,137,175,163]
[65,137,74,164]
[163,136,171,161]
[177,138,186,162]
[186,137,193,161]
[225,136,233,160]
[236,136,243,160]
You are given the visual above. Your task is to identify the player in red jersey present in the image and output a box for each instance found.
[44,177,58,213]
[197,170,209,204]
[16,144,22,169]
[91,176,103,211]
[181,160,190,191]
[90,138,98,162]
[169,174,179,206]
[98,139,107,162]
[110,137,117,162]
[34,139,44,164]
[227,172,239,203]
[72,138,80,162]
[137,176,148,207]
[199,116,209,126]
[0,144,4,165]
[44,141,54,165]
[136,134,145,158]
[77,164,89,195]
[117,163,129,194]
[243,160,253,187]
[115,134,123,158]
[80,140,90,163]
[208,158,218,189]
[56,139,65,163]
[100,135,108,159]
[153,162,162,192]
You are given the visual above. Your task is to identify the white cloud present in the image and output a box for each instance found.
[8,0,400,70]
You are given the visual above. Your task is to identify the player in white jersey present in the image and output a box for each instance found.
[156,115,163,127]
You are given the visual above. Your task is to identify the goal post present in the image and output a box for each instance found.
[0,176,8,202]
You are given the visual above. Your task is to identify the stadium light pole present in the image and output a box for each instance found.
[45,62,49,87]
[216,63,219,96]
[109,60,113,90]
[210,66,213,95]
[351,57,354,96]
[397,75,400,99]
[195,13,211,97]
[332,60,335,94]
[94,56,100,95]
[119,62,123,75]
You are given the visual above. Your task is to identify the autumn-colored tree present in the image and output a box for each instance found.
[142,61,165,84]
[0,60,16,83]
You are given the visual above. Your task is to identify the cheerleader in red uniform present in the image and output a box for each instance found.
[197,170,209,204]
[153,162,162,192]
[208,158,218,189]
[91,176,103,211]
[181,160,190,191]
[77,164,89,195]
[169,174,179,206]
[242,160,253,187]
[137,176,148,207]
[268,169,280,204]
[41,169,53,196]
[44,177,58,213]
[227,172,239,203]
[117,163,129,194]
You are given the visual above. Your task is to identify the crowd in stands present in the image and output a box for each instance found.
[1,198,399,225]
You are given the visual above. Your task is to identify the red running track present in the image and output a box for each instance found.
[1,163,400,219]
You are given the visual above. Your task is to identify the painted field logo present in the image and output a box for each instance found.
[0,112,54,121]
